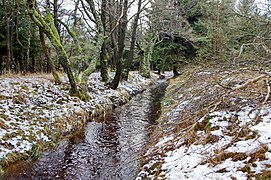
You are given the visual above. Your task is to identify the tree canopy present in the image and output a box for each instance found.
[0,0,270,92]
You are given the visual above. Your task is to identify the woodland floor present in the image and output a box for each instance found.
[0,71,158,175]
[136,64,271,180]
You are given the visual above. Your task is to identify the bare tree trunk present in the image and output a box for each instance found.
[39,28,61,83]
[26,17,31,73]
[15,1,23,73]
[123,0,142,81]
[53,0,60,35]
[3,0,11,73]
[10,15,14,72]
[110,0,128,89]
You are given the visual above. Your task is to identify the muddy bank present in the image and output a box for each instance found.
[0,72,159,175]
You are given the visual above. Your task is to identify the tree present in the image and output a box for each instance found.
[25,0,77,94]
[145,0,197,76]
[123,0,143,81]
[109,0,129,89]
[39,28,61,83]
[2,0,12,73]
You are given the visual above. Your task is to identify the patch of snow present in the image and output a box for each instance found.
[156,136,174,147]
[197,71,212,75]
[137,103,271,179]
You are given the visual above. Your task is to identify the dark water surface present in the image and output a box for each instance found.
[4,80,168,180]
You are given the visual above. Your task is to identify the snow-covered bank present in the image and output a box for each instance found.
[136,66,271,179]
[0,72,158,174]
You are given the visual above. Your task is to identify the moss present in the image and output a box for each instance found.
[1,153,20,167]
[0,114,9,121]
[40,118,49,123]
[77,88,89,102]
[0,166,4,178]
[9,122,17,127]
[20,85,29,91]
[29,144,41,159]
[12,95,25,104]
[0,120,8,130]
[15,129,24,136]
[9,82,20,86]
[1,142,14,150]
[0,94,7,100]
[195,116,212,132]
[4,132,19,139]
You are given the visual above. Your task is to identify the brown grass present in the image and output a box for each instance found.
[248,144,269,163]
[201,152,248,166]
[137,64,271,178]
[254,170,271,180]
[0,119,8,130]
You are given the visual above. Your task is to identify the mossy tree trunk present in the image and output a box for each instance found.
[140,45,152,78]
[99,0,109,82]
[139,36,162,78]
[100,40,109,82]
[140,55,151,78]
[26,0,77,94]
[79,58,97,101]
[82,0,109,82]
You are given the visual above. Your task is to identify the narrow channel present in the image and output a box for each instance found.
[4,79,168,180]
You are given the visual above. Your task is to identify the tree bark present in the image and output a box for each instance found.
[26,17,31,73]
[39,28,61,84]
[99,0,109,82]
[53,0,60,35]
[27,2,77,94]
[140,44,152,78]
[2,0,11,72]
[123,0,142,81]
[110,0,128,89]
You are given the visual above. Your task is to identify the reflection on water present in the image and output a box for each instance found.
[4,80,168,180]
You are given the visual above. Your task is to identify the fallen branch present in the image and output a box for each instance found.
[253,78,271,122]
[234,43,271,66]
[232,74,266,91]
[263,78,270,104]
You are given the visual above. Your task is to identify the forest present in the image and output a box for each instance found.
[1,0,271,179]
[1,0,270,94]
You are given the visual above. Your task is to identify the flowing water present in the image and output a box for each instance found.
[4,79,168,180]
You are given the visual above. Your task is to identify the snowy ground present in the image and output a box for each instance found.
[0,72,158,173]
[136,66,271,179]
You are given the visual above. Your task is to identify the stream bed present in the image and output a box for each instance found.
[3,79,168,180]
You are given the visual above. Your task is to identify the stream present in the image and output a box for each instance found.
[3,79,168,180]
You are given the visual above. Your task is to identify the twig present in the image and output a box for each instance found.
[234,43,271,66]
[253,78,271,122]
[263,78,270,104]
[232,74,266,91]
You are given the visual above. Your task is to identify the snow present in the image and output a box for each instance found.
[137,104,271,179]
[155,136,173,147]
[0,72,158,170]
